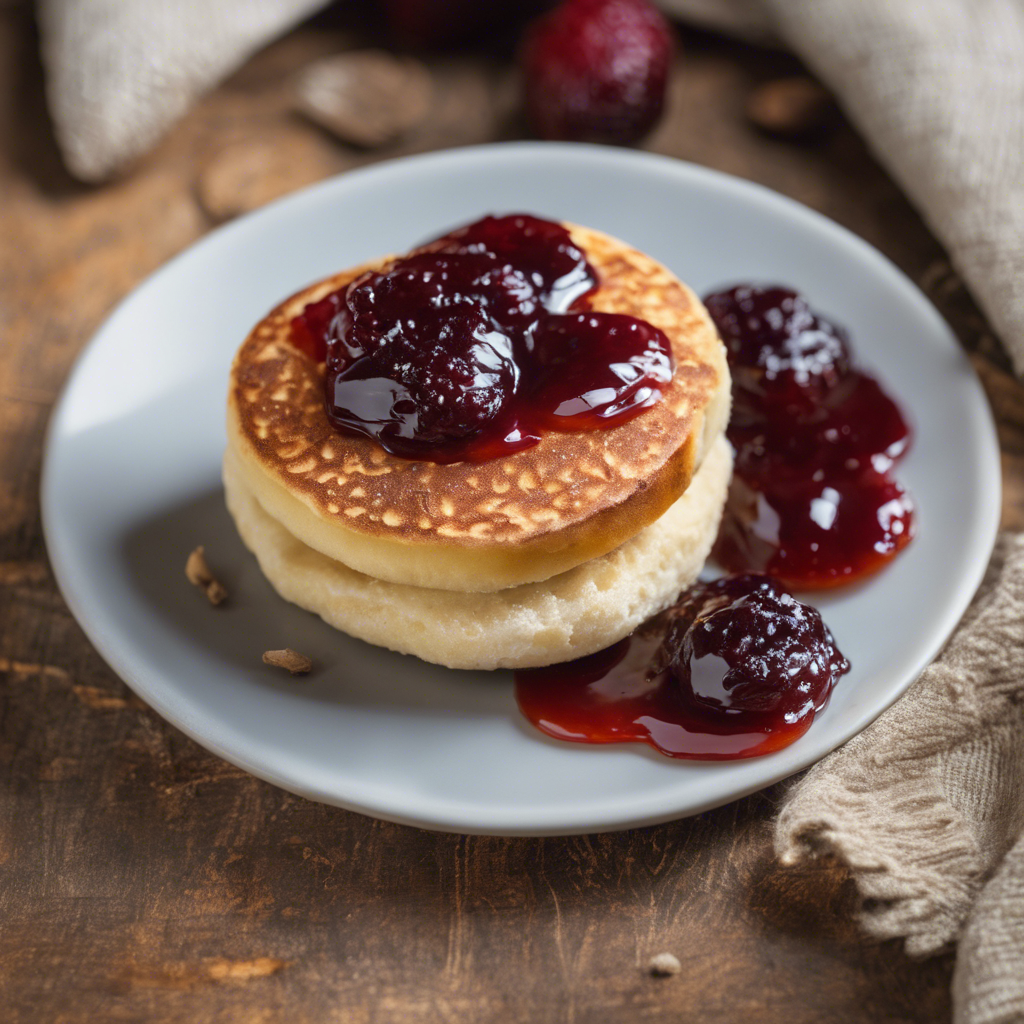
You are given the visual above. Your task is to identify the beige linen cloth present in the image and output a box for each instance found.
[37,0,327,180]
[36,1,1024,1020]
[777,533,1024,1024]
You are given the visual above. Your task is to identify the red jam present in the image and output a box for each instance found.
[704,285,914,588]
[290,214,674,463]
[515,574,850,760]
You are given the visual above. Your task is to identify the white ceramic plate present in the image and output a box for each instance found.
[42,143,1000,836]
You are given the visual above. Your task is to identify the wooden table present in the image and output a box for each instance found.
[2,7,1019,1022]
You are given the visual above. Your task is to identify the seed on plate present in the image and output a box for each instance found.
[185,545,227,605]
[262,649,313,675]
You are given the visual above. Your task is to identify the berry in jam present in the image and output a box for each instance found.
[704,284,915,589]
[430,213,597,317]
[705,285,851,418]
[290,214,676,463]
[514,574,849,760]
[328,252,522,450]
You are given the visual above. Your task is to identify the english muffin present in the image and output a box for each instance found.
[227,221,730,595]
[224,435,731,670]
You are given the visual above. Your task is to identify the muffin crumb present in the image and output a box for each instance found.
[648,952,682,977]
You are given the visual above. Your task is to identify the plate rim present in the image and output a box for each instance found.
[41,141,1002,835]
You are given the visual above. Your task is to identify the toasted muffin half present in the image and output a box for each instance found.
[226,223,730,593]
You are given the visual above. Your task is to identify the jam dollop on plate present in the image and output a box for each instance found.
[704,284,915,588]
[515,574,850,761]
[291,214,675,463]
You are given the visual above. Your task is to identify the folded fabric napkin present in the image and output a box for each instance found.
[37,0,327,180]
[667,0,1024,381]
[777,532,1024,1024]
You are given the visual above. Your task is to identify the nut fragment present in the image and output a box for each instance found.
[186,546,227,606]
[196,132,345,223]
[262,649,313,675]
[746,76,832,138]
[648,952,682,977]
[294,50,433,148]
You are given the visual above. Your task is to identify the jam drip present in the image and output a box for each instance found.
[515,574,850,760]
[704,285,915,588]
[290,214,675,463]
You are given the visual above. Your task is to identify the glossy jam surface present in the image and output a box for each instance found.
[704,285,914,588]
[291,214,675,463]
[515,574,850,760]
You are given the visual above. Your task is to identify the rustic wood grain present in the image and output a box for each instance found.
[2,6,1018,1022]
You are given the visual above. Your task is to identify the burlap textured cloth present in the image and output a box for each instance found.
[776,533,1024,1024]
[37,0,326,181]
[671,0,1024,380]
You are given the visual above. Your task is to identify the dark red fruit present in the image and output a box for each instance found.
[292,213,676,463]
[661,574,849,722]
[704,283,915,589]
[433,213,596,315]
[521,0,674,144]
[704,284,851,419]
[326,251,522,449]
[321,214,591,459]
[514,574,849,761]
[728,372,912,487]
